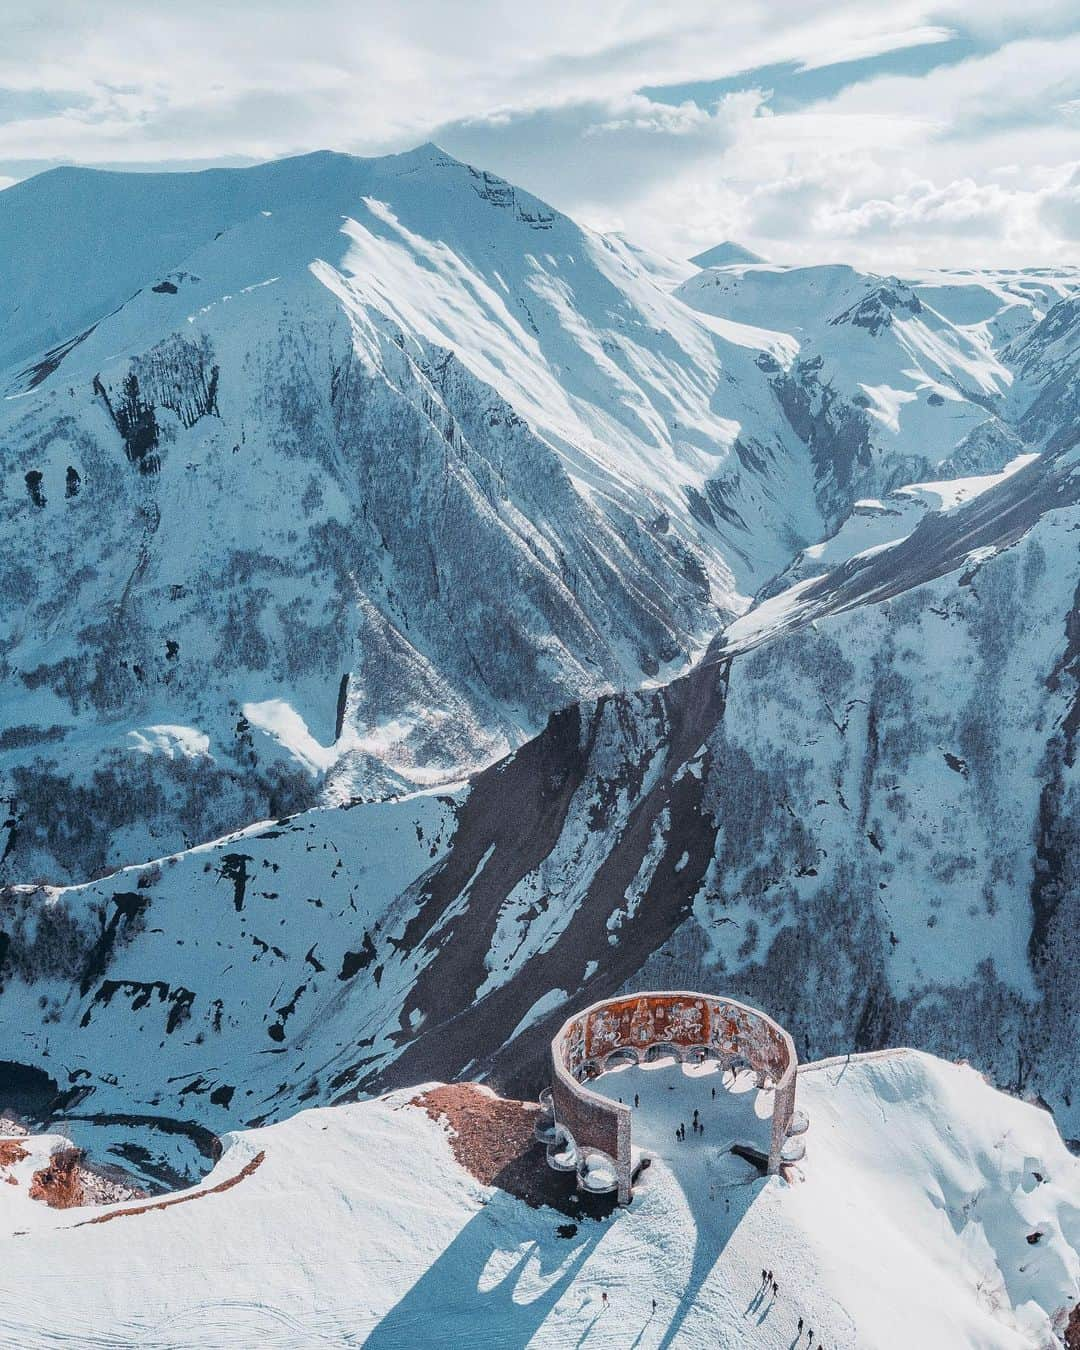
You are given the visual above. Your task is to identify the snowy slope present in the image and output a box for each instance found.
[677,259,1079,529]
[3,149,1080,1267]
[1,432,1076,1153]
[0,789,462,1133]
[0,147,830,884]
[1,1051,1077,1348]
[760,449,1039,593]
[6,149,1075,886]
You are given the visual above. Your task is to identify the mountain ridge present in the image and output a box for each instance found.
[8,143,1016,883]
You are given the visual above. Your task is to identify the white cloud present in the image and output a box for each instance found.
[610,31,1080,268]
[822,179,1015,237]
[1040,168,1080,238]
[796,24,954,69]
[435,91,759,216]
[0,2,963,157]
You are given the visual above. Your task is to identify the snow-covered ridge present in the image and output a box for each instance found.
[3,146,1076,884]
[743,450,1041,605]
[0,145,817,883]
[1,1051,1077,1348]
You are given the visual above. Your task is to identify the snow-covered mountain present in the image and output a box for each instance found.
[678,258,1078,598]
[689,240,766,268]
[3,1051,1078,1348]
[4,147,1075,886]
[3,144,1080,1347]
[1,149,1078,1151]
[0,147,823,884]
[1,432,1076,1175]
[676,259,1072,518]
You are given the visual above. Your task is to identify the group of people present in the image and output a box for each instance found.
[760,1271,825,1346]
[620,1088,711,1142]
[796,1315,816,1344]
[597,1272,829,1342]
[675,1107,707,1142]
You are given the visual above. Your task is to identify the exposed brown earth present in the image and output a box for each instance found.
[1065,1303,1080,1350]
[76,1150,265,1226]
[0,1139,28,1169]
[414,1084,541,1188]
[29,1147,84,1209]
[9,1135,142,1206]
[413,1083,615,1218]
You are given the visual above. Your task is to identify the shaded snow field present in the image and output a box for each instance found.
[721,449,1040,652]
[588,1055,774,1181]
[2,1049,1077,1348]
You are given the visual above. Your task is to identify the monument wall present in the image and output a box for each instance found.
[549,991,798,1202]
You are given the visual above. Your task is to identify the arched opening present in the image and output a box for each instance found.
[604,1047,640,1071]
[643,1041,683,1063]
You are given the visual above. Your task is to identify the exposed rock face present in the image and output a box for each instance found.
[29,1147,84,1209]
[829,279,923,336]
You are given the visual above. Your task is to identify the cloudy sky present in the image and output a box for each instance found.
[2,1,1078,268]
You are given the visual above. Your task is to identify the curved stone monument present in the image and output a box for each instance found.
[543,991,800,1204]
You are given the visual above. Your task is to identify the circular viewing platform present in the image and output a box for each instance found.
[545,991,804,1204]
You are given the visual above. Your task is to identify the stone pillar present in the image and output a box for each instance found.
[616,1100,632,1205]
[768,1072,797,1174]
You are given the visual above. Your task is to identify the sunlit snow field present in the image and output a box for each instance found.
[2,1050,1077,1348]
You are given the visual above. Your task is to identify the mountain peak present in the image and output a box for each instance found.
[690,240,766,268]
